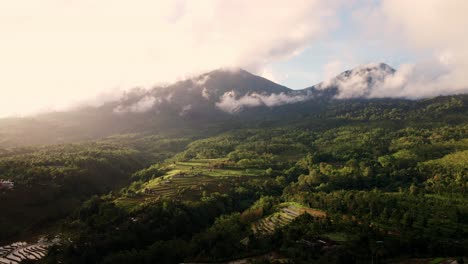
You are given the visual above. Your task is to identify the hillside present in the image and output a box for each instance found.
[0,64,400,148]
[0,65,467,263]
[34,105,467,263]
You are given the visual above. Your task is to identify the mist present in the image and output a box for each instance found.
[348,0,468,99]
[0,0,467,118]
[0,0,338,118]
[216,91,310,113]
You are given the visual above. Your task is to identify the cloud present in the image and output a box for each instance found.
[317,63,396,99]
[350,0,468,98]
[260,67,279,83]
[192,75,212,99]
[0,0,340,117]
[164,93,174,102]
[114,95,158,113]
[179,104,192,117]
[193,75,210,87]
[216,91,310,113]
[370,62,465,98]
[202,88,211,99]
[323,60,344,81]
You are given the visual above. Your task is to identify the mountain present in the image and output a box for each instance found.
[0,63,463,148]
[304,62,396,99]
[111,68,292,116]
[0,64,467,262]
[0,68,295,147]
[111,63,397,116]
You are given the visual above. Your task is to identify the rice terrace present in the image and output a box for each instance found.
[114,159,268,210]
[252,203,327,235]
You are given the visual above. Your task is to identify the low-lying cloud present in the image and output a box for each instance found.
[350,0,468,99]
[113,95,159,113]
[318,61,468,100]
[216,91,310,113]
[179,104,192,117]
[316,63,395,99]
[372,62,467,99]
[1,0,467,118]
[0,0,339,117]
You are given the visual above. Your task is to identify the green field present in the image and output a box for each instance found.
[168,159,265,177]
[114,159,268,210]
[252,204,327,235]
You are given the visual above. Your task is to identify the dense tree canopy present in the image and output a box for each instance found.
[0,95,466,263]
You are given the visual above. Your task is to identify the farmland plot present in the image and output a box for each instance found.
[252,204,326,235]
[0,237,58,264]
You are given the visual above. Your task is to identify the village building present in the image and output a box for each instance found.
[0,180,14,190]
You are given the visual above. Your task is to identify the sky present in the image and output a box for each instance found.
[0,0,467,117]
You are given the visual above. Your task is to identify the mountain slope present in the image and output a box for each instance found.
[1,63,466,148]
[112,68,293,115]
[302,62,396,99]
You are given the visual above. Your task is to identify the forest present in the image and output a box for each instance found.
[0,95,466,263]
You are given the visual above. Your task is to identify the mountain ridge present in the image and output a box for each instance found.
[1,62,466,148]
[110,62,397,115]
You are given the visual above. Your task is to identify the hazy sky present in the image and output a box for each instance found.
[0,0,467,117]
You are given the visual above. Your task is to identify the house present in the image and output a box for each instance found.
[0,180,14,190]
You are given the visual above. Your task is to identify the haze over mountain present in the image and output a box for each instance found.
[1,62,466,148]
[111,63,398,116]
[1,2,468,263]
[2,1,468,118]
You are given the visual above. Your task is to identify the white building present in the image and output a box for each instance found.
[0,180,14,190]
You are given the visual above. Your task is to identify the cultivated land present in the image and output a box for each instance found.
[252,203,327,235]
[115,159,267,210]
[0,65,466,263]
[0,237,58,264]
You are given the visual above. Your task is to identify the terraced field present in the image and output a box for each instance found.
[252,204,327,235]
[115,160,267,209]
[142,173,231,199]
[0,240,53,264]
[169,159,265,177]
[141,160,266,198]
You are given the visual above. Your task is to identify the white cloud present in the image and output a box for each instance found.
[202,88,211,99]
[260,67,279,83]
[164,93,174,102]
[323,60,343,81]
[0,0,340,117]
[193,75,210,87]
[216,91,310,113]
[3,0,466,117]
[317,63,396,99]
[351,0,468,98]
[114,95,158,113]
[179,104,192,116]
[192,75,212,99]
